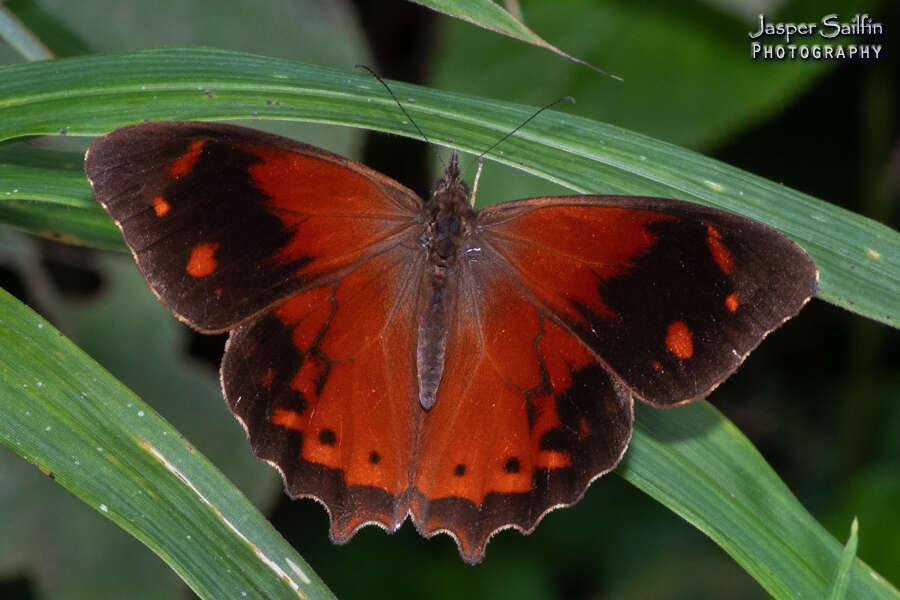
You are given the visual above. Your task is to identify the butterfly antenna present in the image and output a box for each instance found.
[470,96,576,208]
[355,64,433,146]
[478,96,575,163]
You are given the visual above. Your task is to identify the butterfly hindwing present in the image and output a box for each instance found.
[478,196,819,406]
[411,238,633,563]
[222,241,425,541]
[85,122,423,332]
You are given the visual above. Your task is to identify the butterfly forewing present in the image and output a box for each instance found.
[85,122,423,332]
[477,196,818,406]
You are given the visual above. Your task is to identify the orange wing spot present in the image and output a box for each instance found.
[540,321,593,396]
[529,393,570,469]
[275,287,333,353]
[261,368,275,391]
[348,461,388,493]
[578,417,591,438]
[652,359,662,371]
[706,224,734,273]
[529,393,562,444]
[214,288,223,296]
[304,433,341,469]
[725,291,740,313]
[272,408,304,431]
[186,242,220,278]
[534,450,571,469]
[666,320,694,359]
[290,354,328,401]
[168,139,207,178]
[152,196,171,216]
[490,464,531,493]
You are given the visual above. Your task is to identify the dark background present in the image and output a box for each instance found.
[0,0,897,598]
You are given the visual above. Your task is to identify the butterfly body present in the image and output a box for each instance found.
[416,151,473,409]
[85,121,817,563]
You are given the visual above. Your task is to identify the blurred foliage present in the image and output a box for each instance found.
[0,0,897,599]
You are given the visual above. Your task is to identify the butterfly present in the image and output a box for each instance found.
[85,120,817,563]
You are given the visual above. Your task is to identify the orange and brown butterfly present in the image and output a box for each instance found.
[84,116,817,563]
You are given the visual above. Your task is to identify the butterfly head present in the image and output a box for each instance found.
[430,150,468,202]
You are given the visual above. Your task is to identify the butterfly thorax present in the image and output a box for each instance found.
[421,151,475,273]
[416,151,475,410]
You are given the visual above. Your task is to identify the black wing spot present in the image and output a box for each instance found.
[504,457,520,473]
[318,429,337,446]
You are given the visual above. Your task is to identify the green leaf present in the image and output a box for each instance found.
[0,3,53,60]
[1,48,898,599]
[0,228,297,599]
[828,518,860,600]
[0,162,124,249]
[430,1,841,150]
[624,404,894,599]
[0,48,897,327]
[407,0,619,78]
[0,286,335,599]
